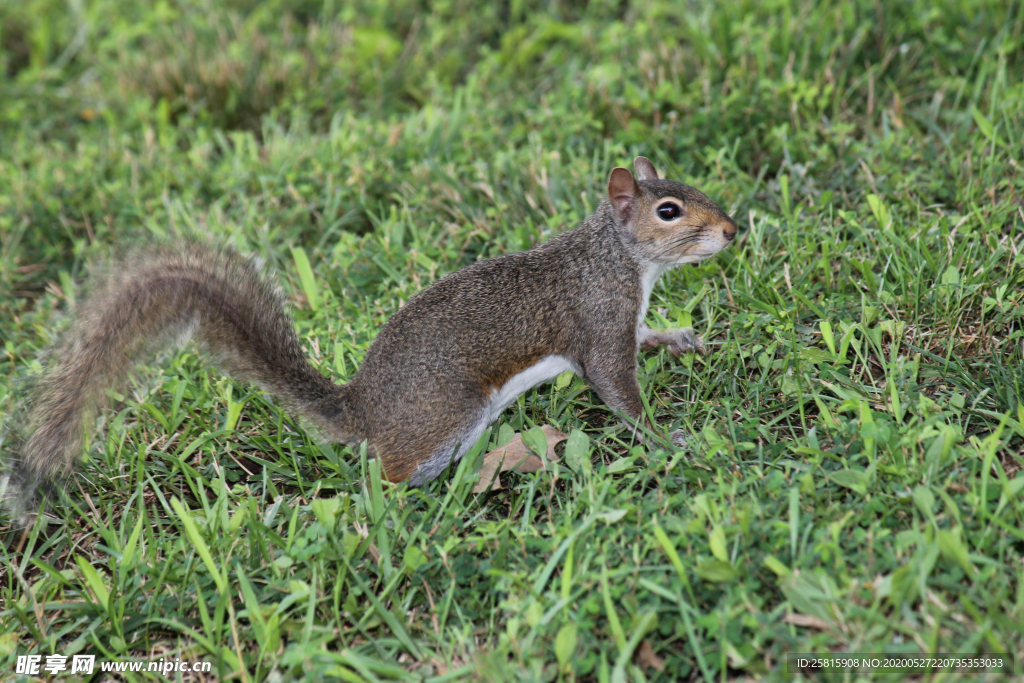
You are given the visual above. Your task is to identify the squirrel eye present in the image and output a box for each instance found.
[656,202,682,221]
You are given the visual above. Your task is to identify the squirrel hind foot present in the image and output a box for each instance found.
[670,429,691,448]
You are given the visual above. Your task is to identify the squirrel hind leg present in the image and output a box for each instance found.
[384,409,491,487]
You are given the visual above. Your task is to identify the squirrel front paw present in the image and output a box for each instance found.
[641,327,705,356]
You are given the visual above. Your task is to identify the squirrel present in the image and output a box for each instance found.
[1,157,736,518]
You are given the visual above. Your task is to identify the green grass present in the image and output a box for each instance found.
[1,0,1023,680]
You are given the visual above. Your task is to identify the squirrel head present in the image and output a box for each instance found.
[607,157,738,266]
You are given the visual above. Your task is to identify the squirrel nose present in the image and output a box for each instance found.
[722,220,737,242]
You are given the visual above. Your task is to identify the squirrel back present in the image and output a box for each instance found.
[2,157,736,518]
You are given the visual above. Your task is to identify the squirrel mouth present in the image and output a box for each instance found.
[681,244,730,262]
[672,251,714,265]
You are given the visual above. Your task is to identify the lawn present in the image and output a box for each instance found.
[1,0,1023,681]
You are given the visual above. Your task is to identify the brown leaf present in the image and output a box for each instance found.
[783,612,832,631]
[635,640,665,672]
[473,425,568,494]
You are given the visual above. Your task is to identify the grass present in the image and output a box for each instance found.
[1,0,1023,680]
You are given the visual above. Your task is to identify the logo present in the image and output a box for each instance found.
[15,654,95,675]
[72,655,96,674]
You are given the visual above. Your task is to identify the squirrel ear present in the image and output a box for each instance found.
[634,156,658,181]
[608,167,640,224]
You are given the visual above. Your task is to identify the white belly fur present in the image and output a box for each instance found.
[487,354,576,422]
[638,262,669,330]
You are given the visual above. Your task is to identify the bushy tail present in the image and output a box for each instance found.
[2,244,353,520]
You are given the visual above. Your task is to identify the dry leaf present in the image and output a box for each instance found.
[635,640,665,672]
[783,613,832,631]
[473,425,567,494]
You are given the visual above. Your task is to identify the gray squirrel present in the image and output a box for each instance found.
[2,157,736,517]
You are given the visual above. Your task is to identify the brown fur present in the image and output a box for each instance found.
[2,158,736,517]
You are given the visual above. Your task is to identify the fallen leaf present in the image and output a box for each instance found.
[635,640,665,672]
[473,425,567,494]
[783,612,832,631]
